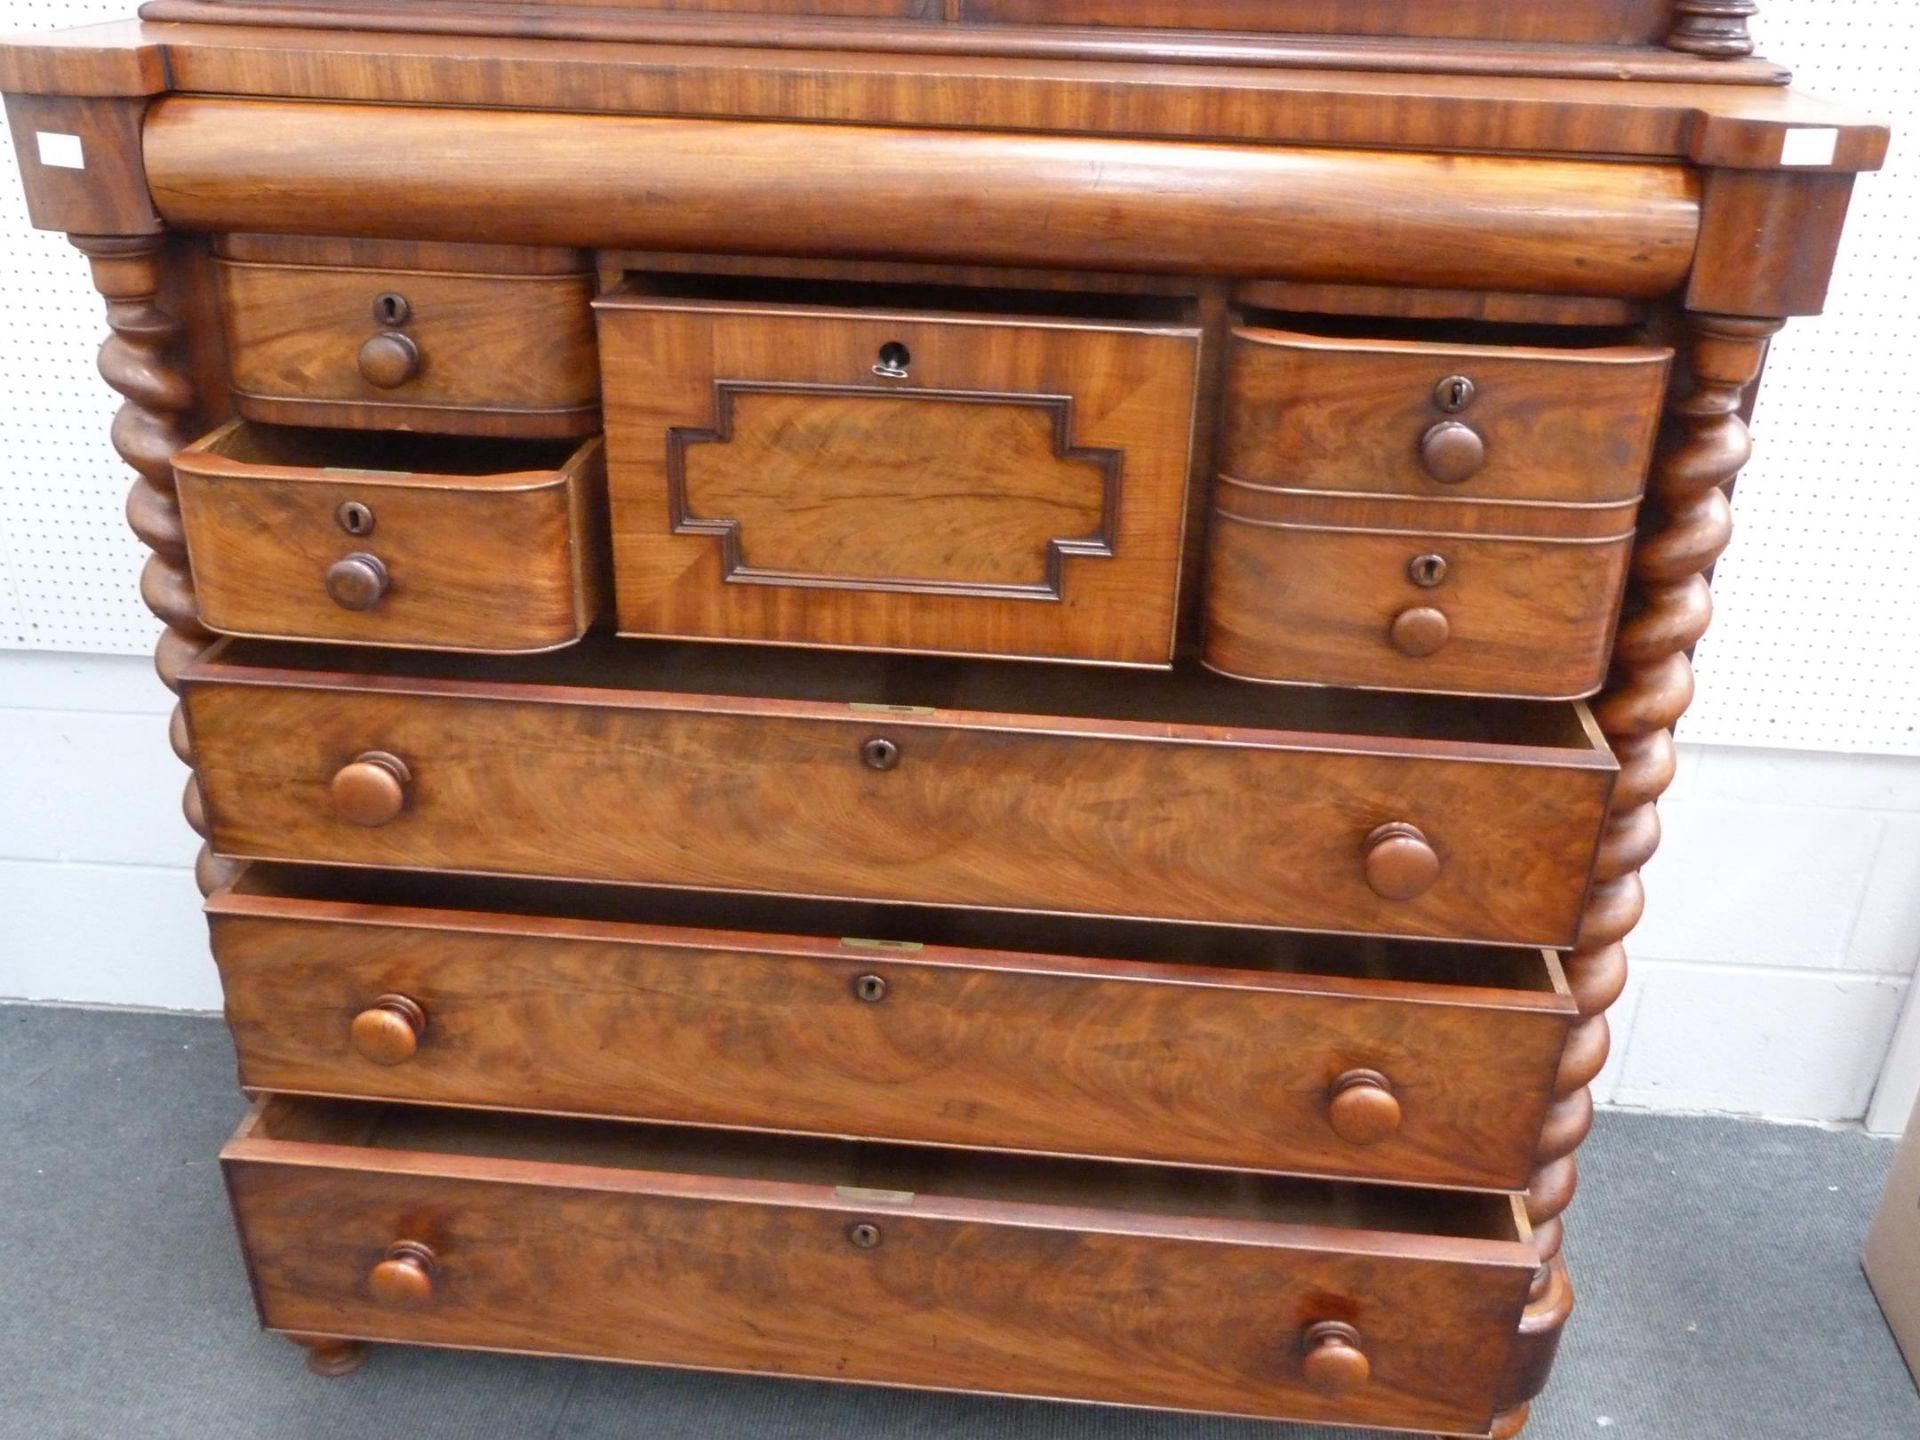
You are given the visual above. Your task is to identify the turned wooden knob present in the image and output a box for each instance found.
[351,994,426,1065]
[1419,420,1486,484]
[369,1241,437,1307]
[325,552,390,611]
[1327,1069,1403,1146]
[357,331,421,388]
[1389,606,1451,658]
[330,751,411,827]
[1363,821,1440,901]
[1302,1322,1370,1396]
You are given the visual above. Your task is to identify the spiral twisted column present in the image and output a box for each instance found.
[1488,313,1783,1436]
[70,233,236,897]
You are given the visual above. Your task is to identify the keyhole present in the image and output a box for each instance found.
[1408,553,1448,588]
[852,974,889,1004]
[336,500,376,537]
[848,1223,882,1249]
[873,342,911,379]
[1434,375,1476,414]
[372,292,412,327]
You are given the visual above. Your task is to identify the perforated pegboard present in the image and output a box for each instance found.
[0,2,158,652]
[1685,7,1920,752]
[0,4,1914,749]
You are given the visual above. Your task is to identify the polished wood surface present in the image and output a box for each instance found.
[1223,328,1673,503]
[0,8,1885,1431]
[599,287,1198,664]
[216,247,600,436]
[224,1097,1538,1432]
[181,639,1616,945]
[145,100,1702,298]
[1203,484,1638,700]
[126,3,1796,92]
[209,869,1574,1187]
[174,421,605,652]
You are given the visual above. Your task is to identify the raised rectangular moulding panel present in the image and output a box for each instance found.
[174,421,606,654]
[595,279,1201,665]
[214,234,601,439]
[211,864,1576,1189]
[224,1095,1539,1432]
[179,638,1617,947]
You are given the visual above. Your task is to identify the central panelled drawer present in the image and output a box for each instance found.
[210,867,1575,1189]
[225,1098,1539,1434]
[595,281,1202,666]
[181,640,1615,946]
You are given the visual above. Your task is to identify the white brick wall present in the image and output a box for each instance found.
[4,648,1918,1128]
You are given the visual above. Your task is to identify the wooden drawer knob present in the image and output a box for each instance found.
[1389,606,1451,657]
[358,331,421,388]
[325,552,390,611]
[351,994,426,1065]
[1419,420,1486,484]
[330,751,411,827]
[1302,1321,1370,1396]
[1327,1069,1403,1146]
[369,1241,437,1308]
[1363,821,1440,901]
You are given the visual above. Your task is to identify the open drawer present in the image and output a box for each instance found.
[180,637,1617,947]
[225,1096,1539,1433]
[174,421,607,653]
[210,864,1575,1189]
[594,277,1202,667]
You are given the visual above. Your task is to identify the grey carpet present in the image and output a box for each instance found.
[2,1003,1914,1440]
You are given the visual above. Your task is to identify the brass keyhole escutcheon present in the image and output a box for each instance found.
[848,1223,883,1249]
[1408,553,1448,588]
[336,500,376,537]
[1434,374,1476,413]
[852,974,889,1004]
[873,341,912,379]
[861,737,902,771]
[372,291,412,327]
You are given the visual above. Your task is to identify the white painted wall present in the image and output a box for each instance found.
[2,3,1920,1131]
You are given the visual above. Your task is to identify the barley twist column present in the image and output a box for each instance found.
[70,233,237,897]
[1491,314,1781,1438]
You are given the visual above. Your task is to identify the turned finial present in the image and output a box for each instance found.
[1668,1,1758,58]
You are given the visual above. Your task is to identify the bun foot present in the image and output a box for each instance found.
[1490,1402,1531,1438]
[292,1335,368,1377]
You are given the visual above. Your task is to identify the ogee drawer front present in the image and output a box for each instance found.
[224,1099,1538,1432]
[595,290,1201,666]
[175,423,606,653]
[1204,482,1638,699]
[1223,327,1672,503]
[216,251,600,437]
[181,643,1616,946]
[208,872,1576,1188]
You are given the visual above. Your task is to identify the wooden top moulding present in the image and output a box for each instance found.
[0,18,1888,175]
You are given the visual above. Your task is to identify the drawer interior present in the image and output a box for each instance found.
[614,270,1197,327]
[243,1096,1528,1242]
[188,422,581,481]
[227,862,1570,999]
[198,635,1606,756]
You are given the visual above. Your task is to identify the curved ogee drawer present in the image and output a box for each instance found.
[180,638,1616,946]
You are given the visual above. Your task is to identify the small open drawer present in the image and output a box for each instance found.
[174,421,606,653]
[211,863,1575,1189]
[225,1096,1538,1433]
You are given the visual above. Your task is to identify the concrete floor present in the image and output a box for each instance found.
[2,1002,1914,1439]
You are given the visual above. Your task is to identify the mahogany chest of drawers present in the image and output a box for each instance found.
[0,4,1885,1435]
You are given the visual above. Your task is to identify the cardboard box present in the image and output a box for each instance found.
[1866,1093,1920,1389]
